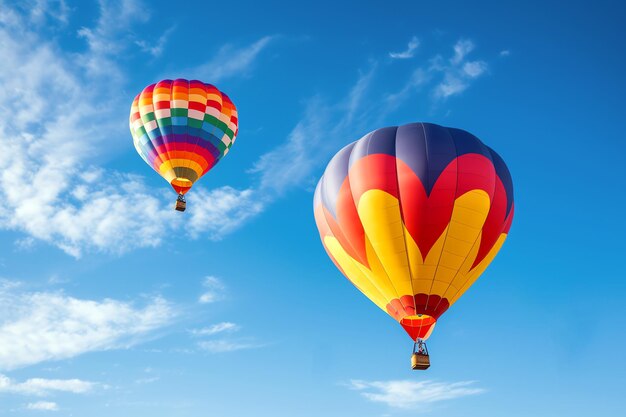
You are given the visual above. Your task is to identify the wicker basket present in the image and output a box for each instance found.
[175,200,187,212]
[411,353,430,370]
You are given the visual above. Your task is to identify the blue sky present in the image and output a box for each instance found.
[0,0,625,415]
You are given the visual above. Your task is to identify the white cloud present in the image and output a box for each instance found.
[198,276,225,304]
[0,4,279,257]
[435,74,468,98]
[0,283,175,370]
[198,340,257,353]
[249,66,376,198]
[77,0,149,78]
[451,38,475,64]
[500,49,511,57]
[24,0,70,26]
[135,26,176,57]
[191,322,239,336]
[463,60,488,78]
[0,374,95,396]
[383,68,430,114]
[374,38,493,113]
[0,280,20,292]
[183,36,276,82]
[134,376,160,384]
[345,66,377,125]
[246,36,485,204]
[349,379,485,409]
[187,186,265,240]
[0,2,494,258]
[249,100,329,194]
[27,401,59,411]
[192,319,257,353]
[389,36,420,59]
[432,39,489,99]
[199,293,219,304]
[0,1,184,258]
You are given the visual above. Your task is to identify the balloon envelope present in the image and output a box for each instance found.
[129,79,238,195]
[313,123,514,341]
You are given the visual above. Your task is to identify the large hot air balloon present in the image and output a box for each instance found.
[313,122,514,369]
[129,79,238,211]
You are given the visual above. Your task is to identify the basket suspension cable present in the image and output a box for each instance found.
[414,338,428,355]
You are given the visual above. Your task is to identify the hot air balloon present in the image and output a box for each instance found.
[313,122,514,370]
[129,79,238,211]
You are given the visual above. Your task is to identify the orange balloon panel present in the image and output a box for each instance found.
[313,123,514,341]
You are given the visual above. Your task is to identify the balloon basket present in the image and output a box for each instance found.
[175,194,186,212]
[411,340,430,370]
[411,353,430,370]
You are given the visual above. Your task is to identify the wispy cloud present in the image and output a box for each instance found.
[0,2,493,258]
[1,370,94,412]
[348,379,485,409]
[133,367,160,384]
[77,0,150,79]
[0,3,281,257]
[183,36,276,82]
[500,49,511,57]
[451,38,475,65]
[0,374,95,396]
[238,36,491,216]
[248,98,330,195]
[363,38,491,126]
[187,187,265,240]
[382,68,430,115]
[27,401,59,411]
[0,282,175,370]
[389,36,420,59]
[463,60,488,77]
[0,1,182,257]
[191,322,239,336]
[134,375,160,384]
[197,340,258,353]
[191,318,260,353]
[249,65,377,198]
[24,0,70,26]
[431,38,489,99]
[198,276,226,304]
[135,26,176,57]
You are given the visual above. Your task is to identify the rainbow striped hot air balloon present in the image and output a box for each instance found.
[129,79,238,211]
[313,122,514,369]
